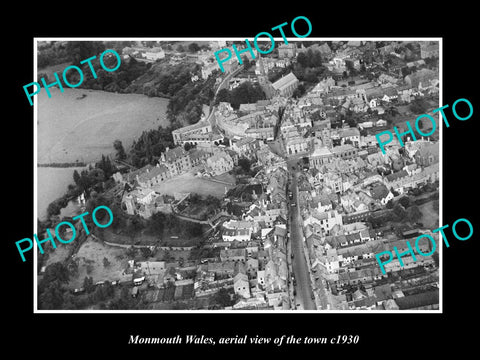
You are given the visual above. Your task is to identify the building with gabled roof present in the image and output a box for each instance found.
[331,144,358,160]
[277,43,297,59]
[172,120,212,145]
[339,127,360,146]
[233,272,251,298]
[404,68,437,89]
[188,148,211,167]
[394,289,439,310]
[369,183,394,205]
[271,72,299,97]
[159,146,192,177]
[136,163,171,187]
[206,261,235,276]
[220,248,247,262]
[222,228,252,242]
[414,142,439,167]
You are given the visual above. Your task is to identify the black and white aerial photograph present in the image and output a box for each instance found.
[8,6,479,357]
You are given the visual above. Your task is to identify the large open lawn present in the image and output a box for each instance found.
[68,237,129,289]
[37,88,169,164]
[152,171,236,198]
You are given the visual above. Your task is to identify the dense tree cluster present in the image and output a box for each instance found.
[368,202,423,228]
[39,262,139,309]
[292,84,306,99]
[232,157,258,177]
[46,197,70,218]
[113,140,127,161]
[409,98,430,114]
[189,193,221,209]
[166,71,217,126]
[45,154,116,219]
[38,262,70,309]
[135,62,200,97]
[72,155,115,191]
[267,48,328,89]
[296,48,323,68]
[39,41,152,93]
[127,126,175,168]
[71,56,152,93]
[37,41,106,69]
[267,66,291,83]
[292,48,328,84]
[186,194,223,220]
[213,288,237,307]
[215,81,266,110]
[188,43,201,52]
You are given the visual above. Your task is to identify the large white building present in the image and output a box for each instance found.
[144,47,165,61]
[172,120,213,145]
[309,146,334,169]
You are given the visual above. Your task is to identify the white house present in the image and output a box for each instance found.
[376,119,387,127]
[359,121,373,129]
[381,191,394,205]
[222,228,252,242]
[339,128,360,147]
[144,47,165,61]
[233,273,251,298]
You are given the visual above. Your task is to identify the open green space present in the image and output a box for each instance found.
[152,172,235,198]
[38,88,169,164]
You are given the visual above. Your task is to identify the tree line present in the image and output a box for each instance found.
[45,154,118,219]
[38,262,141,310]
[126,127,175,168]
[215,81,266,110]
[39,41,218,128]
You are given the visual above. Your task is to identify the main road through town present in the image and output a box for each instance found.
[288,160,316,310]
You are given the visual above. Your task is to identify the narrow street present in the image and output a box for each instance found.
[287,160,316,310]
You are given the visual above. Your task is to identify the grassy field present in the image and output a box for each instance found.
[37,88,169,164]
[44,241,72,268]
[418,200,439,229]
[68,237,129,289]
[152,172,236,198]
